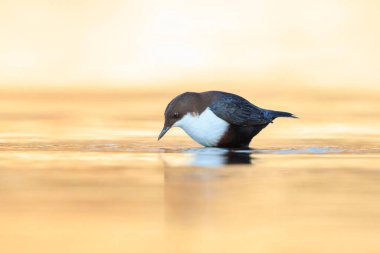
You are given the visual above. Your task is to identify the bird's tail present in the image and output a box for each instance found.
[266,109,298,121]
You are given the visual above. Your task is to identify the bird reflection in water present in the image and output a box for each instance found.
[163,148,255,229]
[188,148,253,167]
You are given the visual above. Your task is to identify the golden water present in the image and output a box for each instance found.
[0,86,379,252]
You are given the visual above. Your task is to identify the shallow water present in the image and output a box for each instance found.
[0,87,379,252]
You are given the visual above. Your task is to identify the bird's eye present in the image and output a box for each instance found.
[173,112,179,118]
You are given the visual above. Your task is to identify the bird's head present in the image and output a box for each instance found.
[158,92,202,140]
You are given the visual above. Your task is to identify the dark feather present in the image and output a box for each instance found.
[208,91,269,126]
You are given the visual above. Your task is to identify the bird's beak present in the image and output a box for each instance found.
[158,126,171,140]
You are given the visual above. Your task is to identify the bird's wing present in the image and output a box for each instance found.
[209,92,269,126]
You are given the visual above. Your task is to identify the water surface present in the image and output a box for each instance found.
[0,87,379,252]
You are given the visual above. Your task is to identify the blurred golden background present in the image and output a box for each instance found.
[1,0,379,89]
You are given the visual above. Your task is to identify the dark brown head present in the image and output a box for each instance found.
[158,92,206,140]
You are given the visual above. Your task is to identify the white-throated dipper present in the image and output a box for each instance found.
[158,91,297,148]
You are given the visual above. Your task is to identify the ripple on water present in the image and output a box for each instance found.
[1,140,380,155]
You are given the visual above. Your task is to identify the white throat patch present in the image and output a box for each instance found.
[173,107,229,147]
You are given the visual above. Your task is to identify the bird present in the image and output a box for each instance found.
[158,91,297,148]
